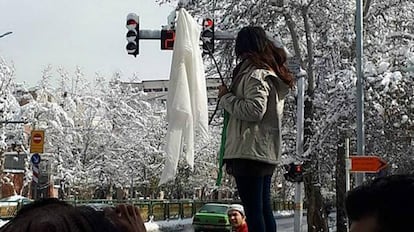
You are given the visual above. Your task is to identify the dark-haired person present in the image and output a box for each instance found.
[218,26,294,232]
[0,198,147,232]
[0,198,118,232]
[345,174,414,232]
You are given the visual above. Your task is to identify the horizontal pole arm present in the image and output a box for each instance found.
[139,30,235,40]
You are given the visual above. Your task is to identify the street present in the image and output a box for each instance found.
[162,216,309,232]
[277,216,308,232]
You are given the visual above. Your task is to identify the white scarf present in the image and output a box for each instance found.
[159,8,209,185]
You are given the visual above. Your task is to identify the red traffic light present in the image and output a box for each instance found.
[126,13,139,56]
[127,19,137,26]
[161,30,175,50]
[204,18,213,28]
[126,13,139,30]
[201,18,214,54]
[283,163,304,182]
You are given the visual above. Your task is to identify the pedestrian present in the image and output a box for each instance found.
[227,204,248,232]
[218,26,294,232]
[345,174,414,232]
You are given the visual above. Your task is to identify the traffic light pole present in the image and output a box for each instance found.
[0,120,27,124]
[138,30,235,40]
[355,0,365,187]
[294,74,305,232]
[294,182,304,232]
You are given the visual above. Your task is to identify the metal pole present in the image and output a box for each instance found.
[130,167,134,201]
[294,75,305,232]
[355,0,365,186]
[0,121,27,124]
[131,176,134,200]
[32,164,39,200]
[345,138,350,192]
[0,31,12,39]
[294,182,304,232]
[296,76,305,159]
[139,30,235,40]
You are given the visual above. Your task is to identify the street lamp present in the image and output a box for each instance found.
[0,31,13,39]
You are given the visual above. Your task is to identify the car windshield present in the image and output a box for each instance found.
[199,204,228,214]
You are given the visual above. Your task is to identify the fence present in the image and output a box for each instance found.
[0,201,27,219]
[0,198,295,221]
[71,199,296,221]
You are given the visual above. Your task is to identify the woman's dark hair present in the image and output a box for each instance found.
[0,198,119,232]
[235,26,294,88]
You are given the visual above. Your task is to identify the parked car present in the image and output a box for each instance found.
[192,203,231,232]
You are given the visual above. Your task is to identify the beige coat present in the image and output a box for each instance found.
[219,61,290,165]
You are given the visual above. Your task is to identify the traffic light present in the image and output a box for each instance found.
[201,18,214,55]
[283,162,304,182]
[126,13,139,57]
[161,29,175,50]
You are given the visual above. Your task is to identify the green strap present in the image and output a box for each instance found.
[216,110,229,186]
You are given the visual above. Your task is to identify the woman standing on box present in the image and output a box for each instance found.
[218,26,294,232]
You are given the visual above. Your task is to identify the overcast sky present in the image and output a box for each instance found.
[0,0,177,87]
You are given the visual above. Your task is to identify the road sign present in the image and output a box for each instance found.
[349,155,387,173]
[31,153,41,165]
[30,130,45,153]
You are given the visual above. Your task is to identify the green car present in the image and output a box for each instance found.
[192,203,231,232]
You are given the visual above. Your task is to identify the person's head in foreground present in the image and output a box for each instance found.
[0,198,118,232]
[227,204,247,229]
[0,198,147,232]
[345,174,414,232]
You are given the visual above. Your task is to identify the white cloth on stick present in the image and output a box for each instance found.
[159,8,209,185]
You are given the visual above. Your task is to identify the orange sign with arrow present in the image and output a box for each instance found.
[350,155,387,173]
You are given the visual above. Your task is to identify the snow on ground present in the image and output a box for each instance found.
[145,218,192,231]
[144,211,295,232]
[0,219,8,228]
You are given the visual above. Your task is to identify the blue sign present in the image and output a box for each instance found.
[31,153,41,165]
